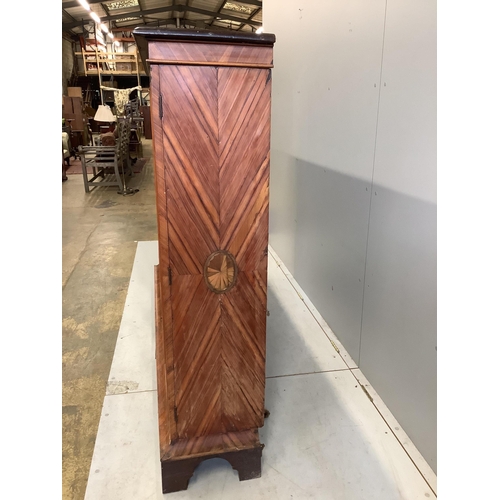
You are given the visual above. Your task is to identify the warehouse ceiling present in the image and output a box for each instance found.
[62,0,263,36]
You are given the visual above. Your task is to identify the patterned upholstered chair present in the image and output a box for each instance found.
[62,131,71,166]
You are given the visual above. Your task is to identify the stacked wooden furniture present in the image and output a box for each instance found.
[62,95,89,148]
[133,28,275,493]
[139,105,152,139]
[62,95,85,131]
[78,118,131,193]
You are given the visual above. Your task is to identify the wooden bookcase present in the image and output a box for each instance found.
[133,28,275,493]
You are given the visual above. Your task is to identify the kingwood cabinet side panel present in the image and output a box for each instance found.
[151,65,177,448]
[218,67,271,431]
[152,61,271,442]
[159,64,220,275]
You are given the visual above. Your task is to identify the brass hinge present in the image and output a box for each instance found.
[159,93,163,119]
[168,266,172,285]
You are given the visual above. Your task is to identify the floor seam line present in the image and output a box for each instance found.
[105,389,157,397]
[269,249,354,371]
[268,247,436,495]
[266,368,351,379]
[349,369,437,496]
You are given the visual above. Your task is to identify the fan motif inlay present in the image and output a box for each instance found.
[204,251,237,293]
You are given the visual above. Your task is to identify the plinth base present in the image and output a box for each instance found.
[161,444,264,493]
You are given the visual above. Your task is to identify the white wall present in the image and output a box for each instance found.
[265,0,436,471]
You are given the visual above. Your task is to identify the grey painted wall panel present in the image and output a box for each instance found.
[269,150,299,274]
[265,0,437,472]
[272,0,387,180]
[268,0,386,314]
[360,0,437,470]
[373,0,437,203]
[293,163,371,361]
[360,188,437,470]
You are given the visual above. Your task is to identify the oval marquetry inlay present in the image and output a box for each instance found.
[204,251,237,293]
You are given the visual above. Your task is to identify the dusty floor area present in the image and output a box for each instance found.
[62,139,157,500]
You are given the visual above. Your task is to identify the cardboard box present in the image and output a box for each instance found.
[62,96,85,131]
[68,87,83,98]
[116,62,132,72]
[63,96,74,114]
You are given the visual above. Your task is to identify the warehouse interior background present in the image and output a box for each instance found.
[3,1,500,499]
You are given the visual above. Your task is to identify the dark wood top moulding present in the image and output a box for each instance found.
[133,28,275,75]
[133,27,276,46]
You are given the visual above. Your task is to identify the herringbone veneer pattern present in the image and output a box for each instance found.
[157,63,271,441]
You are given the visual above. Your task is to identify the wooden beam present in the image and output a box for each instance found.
[208,0,227,28]
[222,0,262,6]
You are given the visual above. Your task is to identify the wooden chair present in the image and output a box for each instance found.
[78,118,132,193]
[125,99,144,156]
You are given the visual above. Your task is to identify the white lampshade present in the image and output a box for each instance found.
[94,104,116,122]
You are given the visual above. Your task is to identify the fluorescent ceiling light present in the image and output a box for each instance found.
[256,27,264,34]
[78,0,91,11]
[100,23,109,33]
[224,2,254,15]
[114,16,140,23]
[105,0,139,10]
[90,11,101,23]
[108,32,114,39]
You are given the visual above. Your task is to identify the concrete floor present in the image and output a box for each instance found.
[62,139,157,500]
